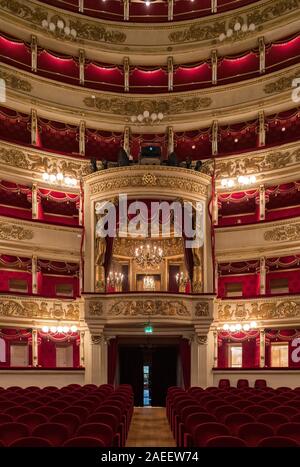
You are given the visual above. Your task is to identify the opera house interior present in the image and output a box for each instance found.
[0,0,300,449]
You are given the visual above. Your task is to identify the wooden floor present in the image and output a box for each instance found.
[126,407,176,447]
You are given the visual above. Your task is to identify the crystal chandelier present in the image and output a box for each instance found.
[134,244,164,268]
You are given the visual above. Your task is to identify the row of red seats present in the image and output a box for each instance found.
[0,383,133,447]
[167,385,300,447]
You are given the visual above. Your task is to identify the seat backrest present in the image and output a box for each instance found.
[205,435,247,447]
[32,423,69,446]
[257,412,289,428]
[50,413,81,435]
[277,422,300,439]
[238,422,274,446]
[185,412,217,432]
[193,422,229,447]
[16,413,48,432]
[0,422,29,445]
[63,436,105,447]
[9,436,53,447]
[218,379,230,389]
[76,423,113,447]
[257,436,298,447]
[254,379,267,389]
[237,379,249,389]
[242,405,268,416]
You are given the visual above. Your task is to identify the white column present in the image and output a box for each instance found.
[31,109,38,146]
[213,330,218,368]
[167,126,174,154]
[211,50,218,85]
[168,0,174,20]
[258,184,266,221]
[79,259,84,294]
[124,57,130,92]
[258,37,265,74]
[212,120,218,156]
[86,330,107,385]
[211,0,217,13]
[32,329,38,367]
[32,255,38,294]
[80,330,85,367]
[258,110,266,147]
[123,126,131,154]
[79,49,85,85]
[31,35,37,72]
[260,256,266,295]
[32,183,38,219]
[79,0,84,12]
[191,331,214,388]
[79,120,85,156]
[260,329,265,368]
[124,0,129,20]
[167,56,173,91]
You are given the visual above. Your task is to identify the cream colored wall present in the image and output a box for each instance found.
[0,370,85,388]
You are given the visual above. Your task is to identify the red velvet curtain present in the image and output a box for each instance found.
[180,338,191,389]
[107,337,118,385]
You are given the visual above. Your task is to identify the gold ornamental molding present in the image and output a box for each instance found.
[217,297,300,322]
[0,222,34,241]
[83,96,212,116]
[0,0,126,44]
[264,69,300,95]
[108,299,190,317]
[264,224,300,242]
[84,293,214,324]
[86,166,210,200]
[0,142,90,180]
[0,69,31,92]
[212,143,300,180]
[0,296,80,320]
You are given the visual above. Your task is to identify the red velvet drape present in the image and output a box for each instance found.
[180,338,191,389]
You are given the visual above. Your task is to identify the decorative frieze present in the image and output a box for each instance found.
[264,69,300,94]
[0,145,90,178]
[108,299,190,317]
[195,302,209,317]
[0,223,33,241]
[0,69,31,92]
[88,302,103,317]
[217,298,300,321]
[264,223,300,242]
[0,297,80,320]
[84,96,212,116]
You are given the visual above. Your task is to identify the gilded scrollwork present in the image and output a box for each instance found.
[264,70,300,94]
[218,299,300,321]
[0,223,34,241]
[0,69,31,92]
[108,300,190,317]
[0,298,80,320]
[88,302,103,317]
[264,223,300,242]
[84,96,212,116]
[195,302,209,317]
[0,146,90,178]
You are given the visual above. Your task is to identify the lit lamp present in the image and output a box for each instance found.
[175,272,189,292]
[106,271,124,292]
[144,322,153,334]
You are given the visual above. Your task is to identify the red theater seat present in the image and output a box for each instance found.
[16,413,48,432]
[237,379,249,389]
[277,422,300,443]
[63,436,105,447]
[273,406,298,417]
[32,423,69,447]
[257,436,298,447]
[242,405,268,417]
[76,423,113,447]
[218,379,230,389]
[223,413,255,435]
[205,435,247,447]
[10,436,53,447]
[257,413,289,429]
[254,379,267,389]
[50,413,81,436]
[193,422,230,447]
[238,422,274,447]
[0,422,30,446]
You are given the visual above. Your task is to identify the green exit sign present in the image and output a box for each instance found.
[144,324,153,334]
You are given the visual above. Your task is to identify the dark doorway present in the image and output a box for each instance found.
[118,343,178,407]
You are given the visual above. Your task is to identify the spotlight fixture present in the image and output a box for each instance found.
[130,110,164,125]
[41,19,77,39]
[222,321,257,332]
[41,325,78,334]
[219,21,256,42]
[221,174,257,188]
[42,171,78,187]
